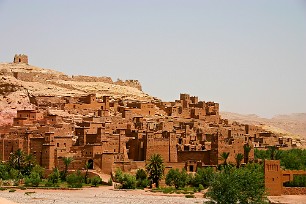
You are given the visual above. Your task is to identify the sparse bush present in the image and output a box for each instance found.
[108,178,113,186]
[185,194,195,198]
[198,184,204,192]
[66,170,83,188]
[3,179,14,186]
[91,176,102,187]
[46,168,60,187]
[9,189,16,192]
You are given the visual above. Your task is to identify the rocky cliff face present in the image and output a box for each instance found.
[0,62,153,126]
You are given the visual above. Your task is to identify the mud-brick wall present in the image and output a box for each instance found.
[71,75,113,83]
[283,187,306,195]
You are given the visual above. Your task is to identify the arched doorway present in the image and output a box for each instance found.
[88,159,94,169]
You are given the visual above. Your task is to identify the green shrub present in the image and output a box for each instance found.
[9,169,19,180]
[114,168,123,183]
[185,194,195,198]
[137,178,149,188]
[0,164,10,180]
[136,169,147,180]
[108,178,113,186]
[9,189,16,192]
[25,172,41,187]
[47,168,60,186]
[198,184,204,192]
[192,167,214,188]
[66,170,83,188]
[165,168,189,189]
[162,187,175,194]
[31,165,45,178]
[121,174,136,189]
[0,187,7,191]
[91,176,102,187]
[19,186,27,190]
[25,191,36,196]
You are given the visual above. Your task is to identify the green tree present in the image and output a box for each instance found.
[220,152,230,165]
[206,164,267,204]
[62,157,73,180]
[165,168,189,189]
[146,154,165,188]
[192,167,214,188]
[244,144,252,164]
[235,153,244,168]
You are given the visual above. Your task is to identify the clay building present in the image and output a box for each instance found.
[13,54,28,64]
[0,93,294,177]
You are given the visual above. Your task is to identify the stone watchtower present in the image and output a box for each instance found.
[14,54,28,64]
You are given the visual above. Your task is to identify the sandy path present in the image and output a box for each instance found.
[0,197,18,204]
[0,187,207,204]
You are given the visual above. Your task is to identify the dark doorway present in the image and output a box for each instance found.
[189,165,194,172]
[88,159,94,169]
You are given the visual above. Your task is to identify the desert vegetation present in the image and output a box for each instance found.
[0,149,105,189]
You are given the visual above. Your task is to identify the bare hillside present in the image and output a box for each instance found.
[222,112,306,138]
[0,62,155,126]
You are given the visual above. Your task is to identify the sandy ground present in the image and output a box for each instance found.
[0,197,18,204]
[268,195,306,204]
[0,186,208,204]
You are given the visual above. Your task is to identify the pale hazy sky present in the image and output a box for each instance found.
[0,0,305,118]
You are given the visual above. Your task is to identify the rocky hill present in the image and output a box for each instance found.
[0,60,155,126]
[222,112,306,139]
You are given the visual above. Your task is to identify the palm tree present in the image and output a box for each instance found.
[9,149,25,171]
[146,154,165,188]
[244,144,252,164]
[62,157,73,180]
[84,161,92,184]
[268,146,277,160]
[220,152,230,166]
[24,153,36,175]
[235,153,244,168]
